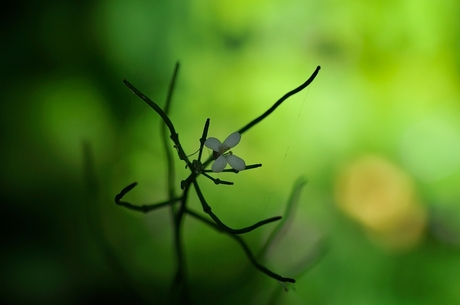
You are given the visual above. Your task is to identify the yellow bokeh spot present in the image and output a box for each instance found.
[335,155,426,251]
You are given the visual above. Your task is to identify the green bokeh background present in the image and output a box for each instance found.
[2,0,460,304]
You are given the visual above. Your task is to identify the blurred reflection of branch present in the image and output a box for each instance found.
[82,141,149,303]
[259,177,309,257]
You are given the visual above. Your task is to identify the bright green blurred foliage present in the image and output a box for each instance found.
[2,0,460,304]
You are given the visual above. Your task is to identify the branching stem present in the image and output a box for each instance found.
[116,64,321,298]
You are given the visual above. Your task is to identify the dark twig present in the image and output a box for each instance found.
[198,118,210,163]
[123,79,192,169]
[124,79,177,139]
[162,62,180,199]
[192,179,282,234]
[186,208,295,283]
[115,182,181,213]
[168,183,192,304]
[238,66,321,135]
[201,172,234,185]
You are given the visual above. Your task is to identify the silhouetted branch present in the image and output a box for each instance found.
[198,118,210,163]
[238,66,321,135]
[192,179,282,234]
[115,182,181,213]
[123,79,192,168]
[201,172,234,185]
[162,62,180,199]
[186,208,295,283]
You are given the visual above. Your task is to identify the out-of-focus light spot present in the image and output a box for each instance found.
[36,77,114,170]
[94,0,164,73]
[400,119,460,182]
[335,155,426,251]
[207,0,266,33]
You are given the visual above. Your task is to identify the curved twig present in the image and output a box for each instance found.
[115,182,181,213]
[192,179,282,234]
[186,208,295,283]
[238,66,321,135]
[123,79,192,169]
